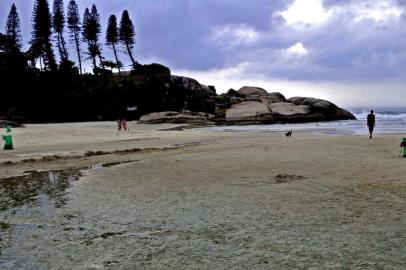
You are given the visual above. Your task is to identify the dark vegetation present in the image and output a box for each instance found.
[0,1,214,123]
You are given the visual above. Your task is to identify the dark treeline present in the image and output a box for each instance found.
[0,1,214,123]
[4,0,136,73]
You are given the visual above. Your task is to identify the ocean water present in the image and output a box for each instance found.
[204,108,406,135]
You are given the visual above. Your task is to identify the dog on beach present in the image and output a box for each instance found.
[285,130,293,138]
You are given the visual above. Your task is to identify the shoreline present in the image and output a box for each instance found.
[1,122,404,179]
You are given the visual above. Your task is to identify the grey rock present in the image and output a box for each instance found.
[269,102,311,116]
[266,92,286,103]
[238,86,268,97]
[288,97,356,120]
[225,101,274,123]
[139,111,214,124]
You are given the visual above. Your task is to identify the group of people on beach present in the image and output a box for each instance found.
[117,119,129,131]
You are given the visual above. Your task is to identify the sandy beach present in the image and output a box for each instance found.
[1,122,405,269]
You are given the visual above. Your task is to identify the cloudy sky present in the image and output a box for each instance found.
[1,0,406,107]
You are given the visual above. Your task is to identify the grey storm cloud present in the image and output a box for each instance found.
[1,0,406,82]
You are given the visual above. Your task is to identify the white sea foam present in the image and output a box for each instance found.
[353,111,406,121]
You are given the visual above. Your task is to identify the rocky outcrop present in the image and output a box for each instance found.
[139,111,214,124]
[288,97,356,121]
[132,67,356,125]
[237,87,286,104]
[225,101,274,123]
[138,85,356,125]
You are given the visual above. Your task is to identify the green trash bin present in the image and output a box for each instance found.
[2,126,14,150]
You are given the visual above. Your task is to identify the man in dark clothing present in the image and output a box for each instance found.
[367,110,376,139]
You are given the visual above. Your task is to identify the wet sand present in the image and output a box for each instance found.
[1,122,405,269]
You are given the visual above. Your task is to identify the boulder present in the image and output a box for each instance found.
[266,92,286,103]
[289,97,336,112]
[269,102,325,123]
[269,102,311,116]
[238,86,268,97]
[230,97,245,104]
[274,113,326,123]
[225,101,274,123]
[225,89,244,98]
[289,97,356,120]
[139,111,214,124]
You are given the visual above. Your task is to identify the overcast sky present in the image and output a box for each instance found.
[1,0,406,107]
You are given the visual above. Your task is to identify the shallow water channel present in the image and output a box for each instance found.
[0,161,135,268]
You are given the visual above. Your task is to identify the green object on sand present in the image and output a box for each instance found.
[3,126,14,150]
[403,138,406,157]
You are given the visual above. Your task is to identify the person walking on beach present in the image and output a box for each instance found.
[367,110,376,139]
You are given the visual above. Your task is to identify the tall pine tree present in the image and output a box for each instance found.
[82,8,96,69]
[53,0,69,61]
[106,15,121,75]
[5,3,22,52]
[32,0,57,71]
[67,0,82,74]
[82,4,104,70]
[119,10,137,69]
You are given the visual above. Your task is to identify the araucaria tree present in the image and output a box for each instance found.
[5,3,22,52]
[106,15,121,75]
[82,4,104,70]
[32,0,57,71]
[119,10,137,69]
[67,0,82,74]
[53,0,69,61]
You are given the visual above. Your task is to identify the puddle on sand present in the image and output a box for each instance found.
[0,170,82,212]
[0,159,139,262]
[0,159,138,221]
[0,170,82,259]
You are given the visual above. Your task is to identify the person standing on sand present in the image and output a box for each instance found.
[117,119,122,131]
[367,110,376,139]
[122,118,128,131]
[2,125,14,150]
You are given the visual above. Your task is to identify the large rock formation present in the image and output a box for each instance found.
[139,111,214,124]
[288,97,355,121]
[225,101,274,123]
[130,65,356,125]
[139,84,356,125]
